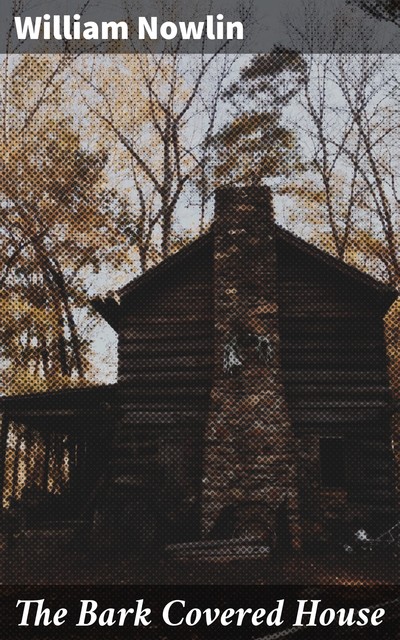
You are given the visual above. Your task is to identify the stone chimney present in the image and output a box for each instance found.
[202,186,301,548]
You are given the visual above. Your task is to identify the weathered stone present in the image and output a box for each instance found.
[202,187,301,548]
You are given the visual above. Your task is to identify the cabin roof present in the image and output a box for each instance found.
[93,225,398,328]
[0,384,117,431]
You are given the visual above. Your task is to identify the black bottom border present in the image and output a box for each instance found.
[0,585,398,639]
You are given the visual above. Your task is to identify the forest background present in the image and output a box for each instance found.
[1,0,400,400]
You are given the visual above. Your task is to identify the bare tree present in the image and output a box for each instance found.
[75,1,252,270]
[294,54,400,281]
[284,3,400,282]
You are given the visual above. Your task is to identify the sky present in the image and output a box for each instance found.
[2,0,400,386]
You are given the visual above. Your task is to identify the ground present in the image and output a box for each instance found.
[0,548,398,639]
[1,544,398,584]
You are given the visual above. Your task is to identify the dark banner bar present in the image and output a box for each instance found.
[1,0,400,54]
[0,586,398,638]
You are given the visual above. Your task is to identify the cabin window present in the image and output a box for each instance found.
[137,444,158,457]
[319,438,346,488]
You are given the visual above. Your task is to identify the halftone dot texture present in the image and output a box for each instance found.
[0,51,398,604]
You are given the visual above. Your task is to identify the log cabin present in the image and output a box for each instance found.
[0,186,398,551]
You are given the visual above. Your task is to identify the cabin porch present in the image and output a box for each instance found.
[0,386,116,567]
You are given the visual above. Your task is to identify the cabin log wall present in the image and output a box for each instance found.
[276,238,396,543]
[110,243,214,544]
[110,233,396,546]
[107,232,396,546]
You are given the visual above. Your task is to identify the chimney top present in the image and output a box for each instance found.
[214,186,273,229]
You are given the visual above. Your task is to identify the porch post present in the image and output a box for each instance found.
[0,413,10,508]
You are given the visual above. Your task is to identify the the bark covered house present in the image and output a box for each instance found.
[0,186,398,549]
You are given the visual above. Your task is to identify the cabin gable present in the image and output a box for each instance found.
[0,189,397,551]
[104,214,397,544]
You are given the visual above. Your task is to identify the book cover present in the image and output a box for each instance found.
[0,0,398,637]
